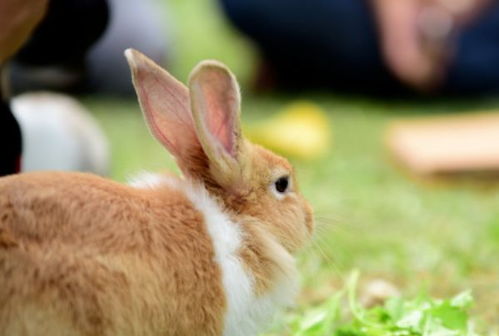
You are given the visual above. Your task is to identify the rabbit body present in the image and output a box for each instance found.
[0,171,294,336]
[0,50,313,336]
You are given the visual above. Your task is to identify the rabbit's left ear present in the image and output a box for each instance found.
[189,61,246,184]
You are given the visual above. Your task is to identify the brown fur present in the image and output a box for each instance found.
[225,144,314,294]
[0,172,224,336]
[0,51,314,335]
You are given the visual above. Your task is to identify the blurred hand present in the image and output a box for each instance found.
[0,0,49,64]
[371,0,492,91]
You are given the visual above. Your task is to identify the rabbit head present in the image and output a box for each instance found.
[125,49,314,254]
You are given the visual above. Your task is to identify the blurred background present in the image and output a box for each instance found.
[1,0,499,333]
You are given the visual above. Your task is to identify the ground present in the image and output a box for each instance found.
[83,0,499,333]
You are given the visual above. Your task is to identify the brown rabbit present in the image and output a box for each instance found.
[0,49,314,336]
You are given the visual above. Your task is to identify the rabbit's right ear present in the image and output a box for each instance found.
[125,49,200,169]
[188,61,248,187]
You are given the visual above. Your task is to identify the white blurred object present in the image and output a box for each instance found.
[11,92,109,175]
[361,278,400,308]
[87,0,171,95]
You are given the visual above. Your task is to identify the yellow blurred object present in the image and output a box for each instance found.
[246,101,332,160]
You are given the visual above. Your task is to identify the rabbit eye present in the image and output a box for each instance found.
[274,176,289,193]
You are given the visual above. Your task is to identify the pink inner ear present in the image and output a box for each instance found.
[205,92,237,157]
[131,54,198,160]
[198,70,239,158]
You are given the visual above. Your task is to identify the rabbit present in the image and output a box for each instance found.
[11,92,109,175]
[0,49,314,336]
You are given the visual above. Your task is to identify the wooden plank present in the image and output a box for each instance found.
[386,113,499,175]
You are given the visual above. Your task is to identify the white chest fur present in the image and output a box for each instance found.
[130,173,298,336]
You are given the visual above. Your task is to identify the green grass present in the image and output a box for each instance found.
[82,0,499,333]
[273,273,483,336]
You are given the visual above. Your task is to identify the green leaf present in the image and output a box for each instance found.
[281,273,482,336]
[450,291,473,309]
[429,303,467,332]
[385,297,405,321]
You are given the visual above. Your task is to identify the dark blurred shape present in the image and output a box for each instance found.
[1,0,110,176]
[9,0,169,96]
[15,0,109,66]
[220,0,499,96]
[220,0,401,95]
[0,100,22,176]
[10,0,109,93]
[446,3,499,94]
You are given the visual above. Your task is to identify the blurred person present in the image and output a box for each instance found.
[10,0,170,96]
[219,0,499,95]
[0,0,51,176]
[0,0,108,176]
[1,0,169,176]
